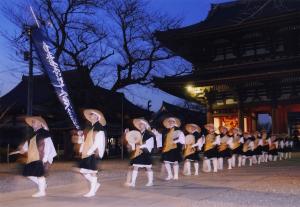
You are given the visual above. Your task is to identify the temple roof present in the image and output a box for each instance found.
[153,0,300,101]
[0,69,150,131]
[154,55,300,87]
[156,0,300,39]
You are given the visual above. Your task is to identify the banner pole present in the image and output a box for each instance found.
[26,26,33,116]
[28,6,81,130]
[29,6,40,28]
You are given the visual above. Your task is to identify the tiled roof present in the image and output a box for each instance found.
[156,0,300,37]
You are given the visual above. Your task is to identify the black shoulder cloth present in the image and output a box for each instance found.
[92,122,105,132]
[36,128,51,141]
[174,126,181,131]
[193,131,201,141]
[142,130,155,142]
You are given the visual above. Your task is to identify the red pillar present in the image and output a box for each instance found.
[271,106,277,134]
[276,105,288,133]
[251,112,257,133]
[246,116,251,132]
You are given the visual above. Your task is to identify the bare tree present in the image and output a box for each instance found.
[1,0,190,91]
[1,0,113,75]
[103,0,190,91]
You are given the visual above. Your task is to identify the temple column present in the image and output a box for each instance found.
[271,90,279,133]
[237,99,244,132]
[238,108,244,132]
[276,105,288,133]
[271,103,278,134]
[251,112,257,132]
[206,101,214,124]
[281,106,288,133]
[205,90,215,124]
[266,80,280,134]
[234,87,246,132]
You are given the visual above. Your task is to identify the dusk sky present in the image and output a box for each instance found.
[0,0,233,111]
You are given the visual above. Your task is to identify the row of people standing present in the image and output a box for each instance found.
[124,115,295,187]
[198,126,294,173]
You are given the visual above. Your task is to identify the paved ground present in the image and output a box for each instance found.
[0,153,300,207]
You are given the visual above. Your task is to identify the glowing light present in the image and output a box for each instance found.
[185,85,194,92]
[186,85,212,98]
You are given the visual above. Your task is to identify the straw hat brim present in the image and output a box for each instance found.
[204,123,215,131]
[25,116,49,130]
[185,123,201,134]
[279,133,288,138]
[125,130,142,144]
[243,131,250,136]
[261,129,267,133]
[233,127,242,135]
[219,126,228,132]
[163,117,181,129]
[83,109,106,126]
[133,118,150,131]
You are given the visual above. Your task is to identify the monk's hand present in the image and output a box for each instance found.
[77,130,83,136]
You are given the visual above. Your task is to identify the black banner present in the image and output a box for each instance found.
[31,28,81,130]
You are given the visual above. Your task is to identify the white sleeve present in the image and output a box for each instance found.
[98,131,106,158]
[140,137,154,152]
[20,141,28,153]
[268,139,272,145]
[285,141,289,147]
[249,141,254,150]
[129,143,135,151]
[175,131,185,144]
[79,143,84,153]
[240,137,244,144]
[191,143,197,148]
[79,134,85,153]
[155,132,162,148]
[258,139,263,146]
[77,135,84,144]
[280,141,284,148]
[43,137,57,164]
[87,131,106,158]
[43,138,50,163]
[194,137,205,149]
[213,136,221,145]
[227,137,233,148]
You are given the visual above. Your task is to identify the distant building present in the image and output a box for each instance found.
[154,0,300,134]
[0,69,151,160]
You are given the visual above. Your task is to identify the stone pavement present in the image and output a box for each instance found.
[0,153,300,207]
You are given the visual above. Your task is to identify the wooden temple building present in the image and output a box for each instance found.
[154,0,300,134]
[0,69,151,159]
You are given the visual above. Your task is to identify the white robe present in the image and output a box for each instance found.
[21,137,57,164]
[79,131,106,158]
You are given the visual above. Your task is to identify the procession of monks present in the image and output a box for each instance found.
[124,115,294,187]
[10,109,295,198]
